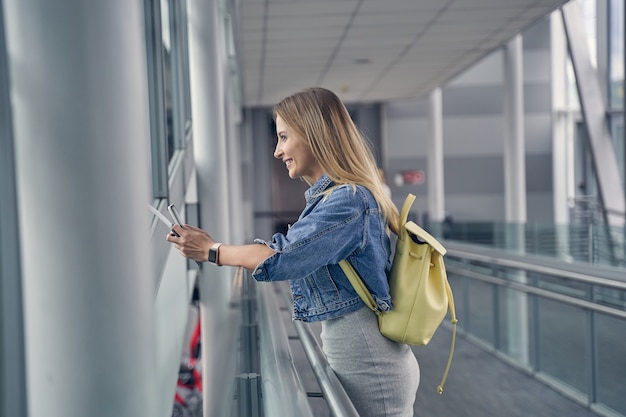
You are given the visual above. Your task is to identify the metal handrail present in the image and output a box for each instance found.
[447,265,626,320]
[277,282,360,417]
[435,220,626,268]
[256,282,315,417]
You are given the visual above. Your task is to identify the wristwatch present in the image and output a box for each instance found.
[208,242,222,266]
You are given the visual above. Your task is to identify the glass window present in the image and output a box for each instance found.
[608,0,624,189]
[144,0,192,198]
[578,0,598,67]
[145,0,169,198]
[165,0,192,152]
[160,0,174,161]
[179,0,192,135]
[609,0,624,109]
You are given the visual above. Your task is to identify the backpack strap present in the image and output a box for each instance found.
[399,194,446,255]
[338,260,381,316]
[437,271,458,394]
[340,192,419,314]
[398,193,416,231]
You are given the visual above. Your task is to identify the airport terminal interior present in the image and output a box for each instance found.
[1,0,625,416]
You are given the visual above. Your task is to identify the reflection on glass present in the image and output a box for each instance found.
[161,0,170,52]
[609,0,624,109]
[161,0,173,161]
[468,280,495,345]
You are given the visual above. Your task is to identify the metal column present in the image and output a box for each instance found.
[551,11,575,258]
[428,87,445,234]
[187,0,240,415]
[503,35,527,226]
[4,0,157,415]
[503,34,529,364]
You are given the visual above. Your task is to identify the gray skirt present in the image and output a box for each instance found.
[320,307,420,417]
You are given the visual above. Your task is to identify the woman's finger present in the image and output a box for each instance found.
[171,224,184,236]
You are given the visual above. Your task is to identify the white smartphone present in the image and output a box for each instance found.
[167,204,183,237]
[167,204,184,226]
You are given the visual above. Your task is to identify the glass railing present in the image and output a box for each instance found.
[235,271,357,416]
[444,241,626,417]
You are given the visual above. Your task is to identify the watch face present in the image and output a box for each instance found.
[208,249,218,263]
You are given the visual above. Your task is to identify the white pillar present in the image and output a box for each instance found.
[428,88,445,234]
[187,0,239,416]
[225,81,245,245]
[551,11,574,260]
[503,35,527,226]
[4,0,157,415]
[503,34,529,365]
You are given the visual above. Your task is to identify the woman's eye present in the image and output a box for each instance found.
[280,135,287,141]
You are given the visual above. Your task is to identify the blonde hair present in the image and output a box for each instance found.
[272,87,400,234]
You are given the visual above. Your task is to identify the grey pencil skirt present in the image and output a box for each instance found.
[320,306,420,417]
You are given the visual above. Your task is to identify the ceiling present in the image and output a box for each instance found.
[236,0,570,107]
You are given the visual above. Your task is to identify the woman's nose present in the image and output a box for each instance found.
[274,142,283,159]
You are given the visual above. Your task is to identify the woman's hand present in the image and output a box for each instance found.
[166,224,213,262]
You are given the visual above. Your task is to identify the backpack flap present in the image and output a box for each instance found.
[404,221,447,256]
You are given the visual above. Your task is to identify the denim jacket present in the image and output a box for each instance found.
[252,174,393,322]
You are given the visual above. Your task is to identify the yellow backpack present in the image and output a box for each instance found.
[339,193,458,394]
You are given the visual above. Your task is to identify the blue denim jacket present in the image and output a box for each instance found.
[252,174,393,322]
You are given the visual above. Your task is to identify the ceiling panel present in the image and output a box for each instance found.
[237,0,571,107]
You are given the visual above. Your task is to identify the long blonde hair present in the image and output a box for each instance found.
[272,87,400,234]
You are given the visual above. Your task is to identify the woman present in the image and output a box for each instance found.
[167,87,419,416]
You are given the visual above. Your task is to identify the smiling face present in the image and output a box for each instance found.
[274,115,324,182]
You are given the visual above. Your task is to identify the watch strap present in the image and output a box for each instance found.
[209,242,222,266]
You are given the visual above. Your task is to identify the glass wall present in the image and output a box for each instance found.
[609,0,625,188]
[609,0,624,110]
[565,0,625,216]
[596,0,624,190]
[144,0,192,199]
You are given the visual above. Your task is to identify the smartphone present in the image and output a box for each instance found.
[167,204,183,237]
[167,204,184,226]
[168,204,202,268]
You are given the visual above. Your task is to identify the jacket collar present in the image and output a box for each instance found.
[305,174,333,203]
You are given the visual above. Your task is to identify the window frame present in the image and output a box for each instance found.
[144,0,170,199]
